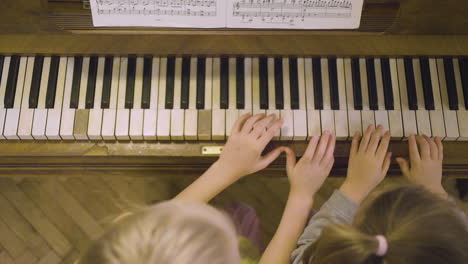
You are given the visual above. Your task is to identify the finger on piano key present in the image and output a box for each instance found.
[143,57,159,141]
[115,57,130,140]
[226,57,238,138]
[101,57,119,140]
[280,57,294,141]
[397,58,418,138]
[18,57,35,140]
[212,57,225,140]
[387,58,404,139]
[320,58,335,134]
[359,58,375,131]
[374,58,389,132]
[88,56,105,140]
[292,57,307,141]
[170,57,184,140]
[453,58,468,141]
[184,57,198,140]
[436,58,459,140]
[198,57,212,141]
[32,56,51,140]
[335,58,348,140]
[305,58,321,138]
[0,56,10,139]
[4,57,27,139]
[46,56,67,140]
[344,58,362,136]
[413,58,432,136]
[73,56,90,140]
[266,57,280,139]
[129,57,144,140]
[60,57,76,140]
[427,58,446,139]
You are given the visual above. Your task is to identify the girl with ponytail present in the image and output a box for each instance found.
[291,125,468,264]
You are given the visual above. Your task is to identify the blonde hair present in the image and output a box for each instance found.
[78,200,241,264]
[304,185,468,264]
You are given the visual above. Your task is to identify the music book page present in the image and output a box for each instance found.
[90,0,363,29]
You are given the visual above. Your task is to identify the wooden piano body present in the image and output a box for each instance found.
[0,0,468,178]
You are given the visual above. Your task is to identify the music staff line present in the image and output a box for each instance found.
[234,1,353,10]
[233,11,351,19]
[96,0,217,8]
[97,8,216,16]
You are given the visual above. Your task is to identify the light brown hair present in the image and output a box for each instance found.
[304,185,468,264]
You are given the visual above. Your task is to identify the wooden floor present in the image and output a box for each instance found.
[0,174,463,264]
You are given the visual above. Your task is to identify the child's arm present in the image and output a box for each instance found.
[396,135,448,198]
[259,132,336,264]
[291,125,391,263]
[175,113,285,203]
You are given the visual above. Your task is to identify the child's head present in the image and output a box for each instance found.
[78,200,241,264]
[305,185,468,264]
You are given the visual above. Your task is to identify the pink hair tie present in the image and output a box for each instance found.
[375,235,388,257]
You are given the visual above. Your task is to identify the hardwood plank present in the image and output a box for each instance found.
[18,180,92,253]
[15,250,38,264]
[0,246,14,264]
[0,216,27,258]
[0,179,71,257]
[73,177,122,218]
[59,249,80,264]
[37,251,61,264]
[39,180,104,240]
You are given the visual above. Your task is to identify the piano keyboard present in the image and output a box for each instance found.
[0,55,467,141]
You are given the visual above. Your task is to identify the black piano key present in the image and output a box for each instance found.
[404,57,418,110]
[312,57,323,110]
[125,56,136,109]
[45,56,60,108]
[70,56,83,109]
[141,56,152,109]
[380,58,394,110]
[351,58,362,110]
[274,57,284,109]
[459,57,468,110]
[29,55,44,109]
[85,56,98,109]
[101,56,113,109]
[236,57,245,109]
[419,57,435,110]
[0,56,4,84]
[366,58,378,110]
[220,56,229,109]
[328,58,340,110]
[259,57,269,109]
[196,56,206,109]
[443,58,458,110]
[289,57,299,110]
[4,55,21,109]
[180,56,191,109]
[165,56,175,109]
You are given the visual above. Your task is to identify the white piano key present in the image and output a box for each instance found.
[335,58,348,140]
[88,57,105,140]
[252,57,264,115]
[397,58,418,138]
[198,57,213,140]
[60,58,76,139]
[453,58,468,140]
[102,57,120,140]
[143,57,160,140]
[320,58,335,134]
[428,58,445,138]
[305,58,321,138]
[0,109,5,139]
[359,58,375,131]
[4,57,27,140]
[18,57,35,140]
[31,57,51,140]
[280,110,294,140]
[157,58,170,140]
[388,58,404,139]
[373,58,389,131]
[436,58,458,141]
[129,57,144,140]
[266,58,280,139]
[115,57,129,140]
[226,57,238,137]
[170,57,184,140]
[293,58,307,141]
[413,58,432,136]
[344,58,362,136]
[72,56,90,140]
[212,57,225,140]
[0,56,10,139]
[184,57,198,140]
[281,57,294,140]
[46,57,67,140]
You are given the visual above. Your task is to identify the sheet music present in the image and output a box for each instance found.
[226,0,363,29]
[90,0,226,28]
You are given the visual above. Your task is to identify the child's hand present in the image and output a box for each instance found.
[396,135,446,197]
[340,125,392,204]
[217,113,285,180]
[284,131,336,200]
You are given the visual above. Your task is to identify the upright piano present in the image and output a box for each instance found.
[0,0,467,178]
